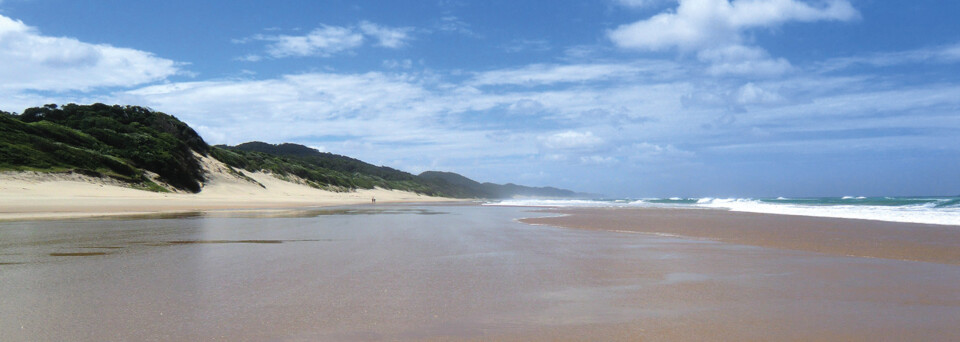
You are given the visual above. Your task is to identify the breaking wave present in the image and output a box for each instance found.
[487,196,960,226]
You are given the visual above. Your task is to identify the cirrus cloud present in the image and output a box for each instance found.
[235,21,415,59]
[540,131,605,150]
[615,0,676,9]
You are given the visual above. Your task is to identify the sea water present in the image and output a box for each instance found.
[487,196,960,226]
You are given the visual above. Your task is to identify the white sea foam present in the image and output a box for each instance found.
[488,198,960,226]
[694,198,960,226]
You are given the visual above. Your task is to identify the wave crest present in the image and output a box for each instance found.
[488,197,960,226]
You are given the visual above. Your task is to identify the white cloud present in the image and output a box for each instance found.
[540,131,604,150]
[124,72,428,126]
[235,54,263,62]
[609,0,858,51]
[944,44,960,60]
[435,16,474,36]
[609,0,857,77]
[543,154,568,162]
[261,26,364,58]
[734,82,785,105]
[469,62,679,86]
[57,56,958,195]
[563,45,606,60]
[817,42,960,72]
[615,0,675,8]
[238,21,413,59]
[507,99,546,114]
[580,155,619,165]
[680,80,789,114]
[2,6,957,196]
[628,142,695,159]
[0,14,179,92]
[382,59,413,69]
[698,45,793,76]
[358,21,414,48]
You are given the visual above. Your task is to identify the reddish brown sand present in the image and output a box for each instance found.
[522,207,960,265]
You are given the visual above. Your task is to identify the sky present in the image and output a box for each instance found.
[1,0,958,198]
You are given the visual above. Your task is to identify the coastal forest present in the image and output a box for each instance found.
[0,103,580,198]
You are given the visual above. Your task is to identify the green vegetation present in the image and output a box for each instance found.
[212,142,439,194]
[1,103,584,198]
[418,171,497,198]
[419,171,580,198]
[3,103,207,192]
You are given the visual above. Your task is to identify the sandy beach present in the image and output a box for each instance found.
[0,155,459,221]
[3,204,959,341]
[522,207,960,265]
[3,163,960,340]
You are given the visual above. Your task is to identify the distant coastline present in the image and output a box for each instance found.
[0,103,585,221]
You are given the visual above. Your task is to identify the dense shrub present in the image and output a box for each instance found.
[2,104,208,192]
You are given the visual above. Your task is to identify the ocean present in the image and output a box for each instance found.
[487,196,960,226]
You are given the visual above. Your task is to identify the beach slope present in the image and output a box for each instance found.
[0,154,456,221]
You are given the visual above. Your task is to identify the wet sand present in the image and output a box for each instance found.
[2,205,959,341]
[522,207,960,265]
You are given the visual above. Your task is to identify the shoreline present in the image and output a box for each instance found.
[521,207,960,265]
[0,200,470,222]
[0,168,465,222]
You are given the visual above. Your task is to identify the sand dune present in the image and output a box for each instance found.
[0,154,458,221]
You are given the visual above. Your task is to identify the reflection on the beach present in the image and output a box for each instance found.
[200,207,450,219]
[1,207,450,223]
[48,252,109,257]
[0,206,449,266]
[1,205,959,341]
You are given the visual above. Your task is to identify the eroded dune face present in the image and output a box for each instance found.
[0,155,453,221]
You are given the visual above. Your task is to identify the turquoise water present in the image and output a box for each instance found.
[488,196,960,226]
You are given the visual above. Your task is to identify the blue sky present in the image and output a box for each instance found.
[1,0,958,197]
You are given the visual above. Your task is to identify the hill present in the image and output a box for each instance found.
[1,103,206,192]
[417,171,494,198]
[0,103,588,199]
[419,171,587,199]
[211,142,435,194]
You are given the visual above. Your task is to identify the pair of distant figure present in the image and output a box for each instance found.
[371,197,376,204]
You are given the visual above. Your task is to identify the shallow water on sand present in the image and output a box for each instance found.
[2,205,959,341]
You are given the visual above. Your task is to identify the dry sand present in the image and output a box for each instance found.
[0,154,459,221]
[522,207,960,265]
